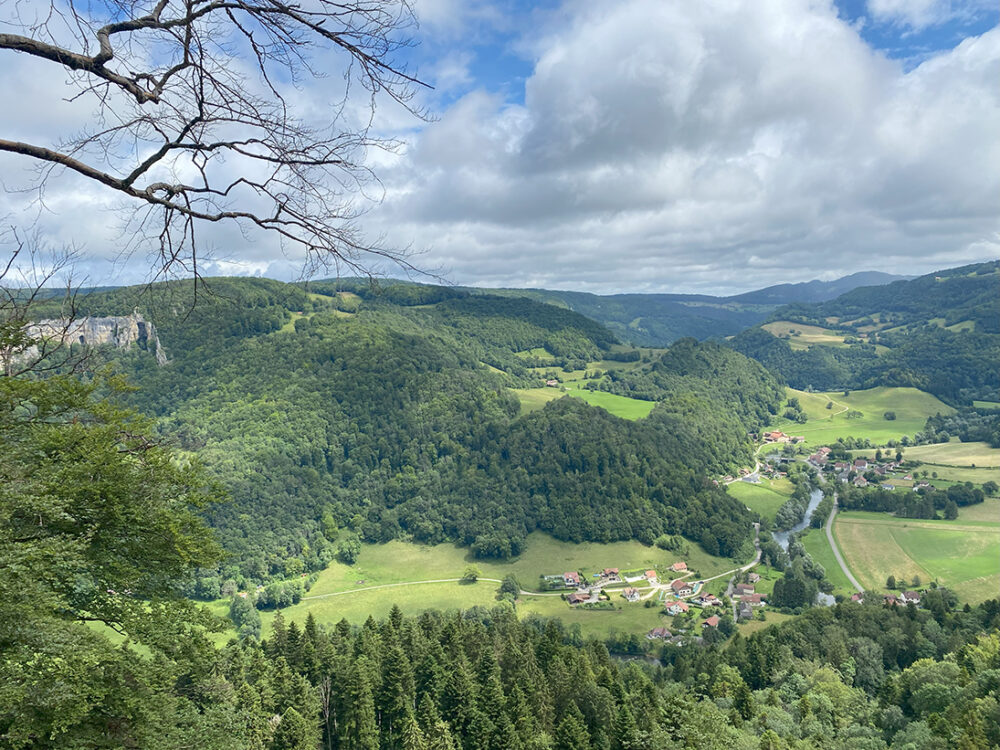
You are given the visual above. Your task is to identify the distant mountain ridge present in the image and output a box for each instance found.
[728,271,911,304]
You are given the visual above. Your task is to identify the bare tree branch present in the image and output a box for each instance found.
[0,0,429,280]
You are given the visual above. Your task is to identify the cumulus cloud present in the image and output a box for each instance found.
[367,0,1000,293]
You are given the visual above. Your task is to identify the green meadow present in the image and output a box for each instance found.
[727,478,794,522]
[217,532,749,640]
[762,320,850,350]
[798,527,854,596]
[770,386,953,446]
[563,388,656,420]
[902,441,1000,468]
[834,511,1000,603]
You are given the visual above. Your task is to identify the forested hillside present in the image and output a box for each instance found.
[728,261,1000,404]
[33,278,780,590]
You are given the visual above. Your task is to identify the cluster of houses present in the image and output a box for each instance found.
[556,566,668,607]
[734,578,767,621]
[761,430,805,445]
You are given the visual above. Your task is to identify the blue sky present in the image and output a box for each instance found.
[1,0,998,294]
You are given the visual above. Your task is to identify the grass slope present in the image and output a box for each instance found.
[798,527,854,596]
[771,386,953,446]
[902,441,1000,468]
[727,479,793,522]
[222,532,747,640]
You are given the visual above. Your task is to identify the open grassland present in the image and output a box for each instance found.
[727,479,793,522]
[771,387,953,446]
[903,441,1000,468]
[834,512,1000,603]
[563,388,656,420]
[223,532,748,640]
[511,387,563,415]
[762,321,849,350]
[798,527,854,595]
[736,611,796,636]
[974,400,1000,409]
[515,347,557,361]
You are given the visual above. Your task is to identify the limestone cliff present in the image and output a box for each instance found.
[26,311,167,365]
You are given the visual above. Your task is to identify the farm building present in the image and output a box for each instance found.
[562,571,582,587]
[647,627,672,640]
[622,587,640,602]
[665,600,689,615]
[702,616,720,628]
[671,580,693,596]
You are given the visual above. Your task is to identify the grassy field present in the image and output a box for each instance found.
[798,527,854,595]
[222,532,749,640]
[736,610,795,636]
[902,441,1000,468]
[834,511,1000,603]
[511,387,563,414]
[563,388,656,420]
[974,400,1000,409]
[762,321,848,350]
[770,387,953,447]
[727,479,793,522]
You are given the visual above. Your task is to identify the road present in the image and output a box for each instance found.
[825,499,864,593]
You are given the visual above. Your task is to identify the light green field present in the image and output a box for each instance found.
[798,527,853,595]
[834,512,1000,603]
[974,400,1000,410]
[902,441,1000,468]
[727,479,793,522]
[763,321,849,350]
[564,388,656,420]
[511,387,563,414]
[770,387,953,447]
[515,347,557,361]
[223,532,746,640]
[737,611,795,636]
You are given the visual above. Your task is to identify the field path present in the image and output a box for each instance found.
[826,500,864,593]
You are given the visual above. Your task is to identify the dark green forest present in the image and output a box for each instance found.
[28,278,779,589]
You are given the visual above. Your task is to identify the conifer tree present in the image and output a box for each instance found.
[271,707,314,750]
[341,658,379,750]
[554,704,590,750]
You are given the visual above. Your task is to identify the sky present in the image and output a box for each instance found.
[1,0,998,295]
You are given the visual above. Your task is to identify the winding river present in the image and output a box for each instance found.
[771,487,835,606]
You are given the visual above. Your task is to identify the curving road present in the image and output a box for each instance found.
[825,499,864,593]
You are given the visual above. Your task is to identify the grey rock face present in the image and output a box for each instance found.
[26,311,167,364]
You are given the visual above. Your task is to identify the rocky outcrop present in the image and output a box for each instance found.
[26,311,167,365]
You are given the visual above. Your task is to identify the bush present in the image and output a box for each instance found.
[884,411,897,421]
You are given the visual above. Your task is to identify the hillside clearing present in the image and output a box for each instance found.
[727,479,793,522]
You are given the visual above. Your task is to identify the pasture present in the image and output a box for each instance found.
[833,511,1000,603]
[563,388,657,420]
[727,479,793,522]
[511,387,562,414]
[762,321,849,350]
[902,441,1000,468]
[798,527,854,596]
[770,386,953,446]
[221,532,748,640]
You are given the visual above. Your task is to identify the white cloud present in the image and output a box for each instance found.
[364,0,1000,294]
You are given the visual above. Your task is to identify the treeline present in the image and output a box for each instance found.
[838,482,986,520]
[919,407,1000,448]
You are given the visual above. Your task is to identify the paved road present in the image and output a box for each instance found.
[825,499,864,593]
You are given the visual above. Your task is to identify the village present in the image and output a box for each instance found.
[543,559,770,645]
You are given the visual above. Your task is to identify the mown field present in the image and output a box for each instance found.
[218,532,750,640]
[902,441,1000,468]
[770,386,953,446]
[833,510,1000,603]
[762,320,849,350]
[727,478,794,522]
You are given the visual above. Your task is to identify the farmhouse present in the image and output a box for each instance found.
[737,601,754,621]
[883,594,901,606]
[702,616,720,628]
[670,561,688,572]
[567,592,590,605]
[600,568,621,582]
[735,583,755,596]
[739,594,766,607]
[622,587,640,602]
[644,570,658,583]
[854,458,868,470]
[647,626,672,640]
[853,476,869,488]
[901,591,921,605]
[562,571,582,587]
[851,593,864,603]
[747,573,761,583]
[545,379,559,387]
[671,580,693,597]
[665,600,689,615]
[693,594,722,608]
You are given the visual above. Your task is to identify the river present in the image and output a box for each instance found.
[771,487,835,606]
